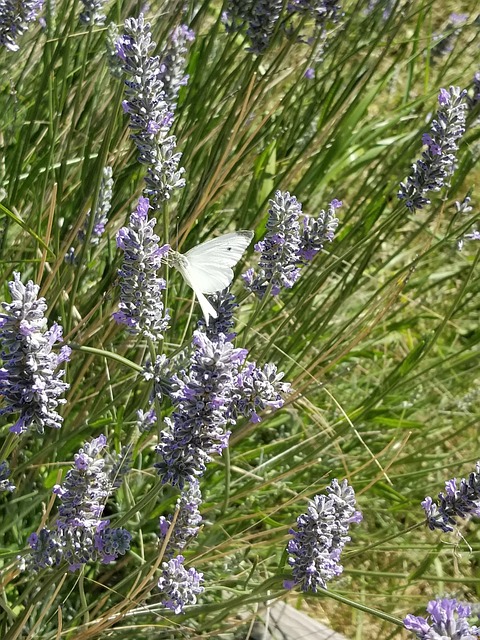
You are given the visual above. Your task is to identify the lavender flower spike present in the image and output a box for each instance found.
[159,24,195,112]
[232,361,291,423]
[78,166,113,245]
[158,555,204,614]
[155,331,247,488]
[398,86,468,212]
[79,0,106,26]
[422,461,480,532]
[299,198,341,261]
[159,480,202,556]
[25,435,132,572]
[113,197,170,341]
[285,479,362,592]
[0,461,15,492]
[0,273,70,435]
[243,190,302,297]
[404,598,480,639]
[0,0,44,51]
[118,14,185,204]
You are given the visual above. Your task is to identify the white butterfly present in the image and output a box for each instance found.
[169,230,254,325]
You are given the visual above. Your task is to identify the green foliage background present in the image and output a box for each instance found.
[0,0,479,637]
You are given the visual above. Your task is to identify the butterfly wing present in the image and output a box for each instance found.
[183,230,254,294]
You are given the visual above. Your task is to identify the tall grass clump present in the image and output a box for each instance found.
[0,0,479,638]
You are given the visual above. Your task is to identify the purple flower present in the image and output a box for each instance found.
[159,480,202,556]
[155,331,247,488]
[79,0,106,25]
[288,0,343,33]
[78,166,113,244]
[232,361,291,423]
[285,479,362,592]
[25,435,132,571]
[143,353,172,403]
[0,273,70,435]
[0,460,15,492]
[119,14,185,204]
[0,0,44,51]
[421,462,480,532]
[197,289,238,342]
[157,554,204,614]
[224,0,282,53]
[398,86,468,212]
[243,190,302,297]
[113,197,170,341]
[404,598,479,639]
[304,67,315,79]
[299,198,341,260]
[158,24,195,112]
[136,407,157,433]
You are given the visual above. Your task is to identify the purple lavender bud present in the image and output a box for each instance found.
[106,22,123,78]
[27,529,63,570]
[119,14,185,204]
[113,197,170,341]
[143,353,172,403]
[197,289,238,342]
[243,190,302,297]
[79,0,106,26]
[299,198,341,261]
[285,479,362,592]
[398,87,468,212]
[157,554,204,614]
[0,0,44,51]
[94,522,132,562]
[136,407,157,432]
[404,598,479,639]
[159,480,202,556]
[304,67,315,79]
[421,461,480,532]
[155,331,247,488]
[158,24,195,112]
[0,273,70,435]
[78,166,113,245]
[232,361,291,423]
[0,460,15,492]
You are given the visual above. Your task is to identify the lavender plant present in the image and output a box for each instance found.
[0,273,70,434]
[113,197,170,341]
[285,479,362,592]
[25,434,132,571]
[117,14,185,205]
[232,361,291,423]
[0,0,43,51]
[398,86,468,212]
[78,0,106,26]
[404,598,480,639]
[422,462,480,532]
[157,554,204,614]
[158,24,195,112]
[159,480,202,556]
[78,166,113,244]
[0,460,14,492]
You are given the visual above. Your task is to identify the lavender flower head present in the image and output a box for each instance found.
[157,554,204,614]
[118,14,185,204]
[0,273,71,435]
[398,87,468,212]
[79,0,106,26]
[0,0,44,51]
[404,598,480,639]
[155,331,247,488]
[299,198,341,260]
[159,480,202,556]
[224,0,283,54]
[78,166,113,244]
[158,24,195,111]
[113,197,170,341]
[25,434,132,571]
[421,461,480,533]
[232,361,291,423]
[288,0,343,34]
[285,478,362,592]
[0,460,15,492]
[197,289,238,342]
[243,190,302,297]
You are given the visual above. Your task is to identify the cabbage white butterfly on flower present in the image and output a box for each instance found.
[169,230,254,325]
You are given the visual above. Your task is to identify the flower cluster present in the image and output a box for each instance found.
[78,166,113,245]
[285,479,362,592]
[232,361,291,423]
[158,24,195,112]
[143,353,172,403]
[25,435,132,572]
[0,273,70,435]
[243,191,340,298]
[404,598,480,639]
[0,461,15,492]
[157,554,204,614]
[0,0,43,51]
[113,197,170,341]
[155,331,247,488]
[159,480,202,556]
[288,0,343,35]
[421,461,480,533]
[197,289,238,342]
[79,0,106,26]
[118,14,185,204]
[398,86,468,212]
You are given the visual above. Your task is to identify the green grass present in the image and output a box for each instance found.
[0,0,479,638]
